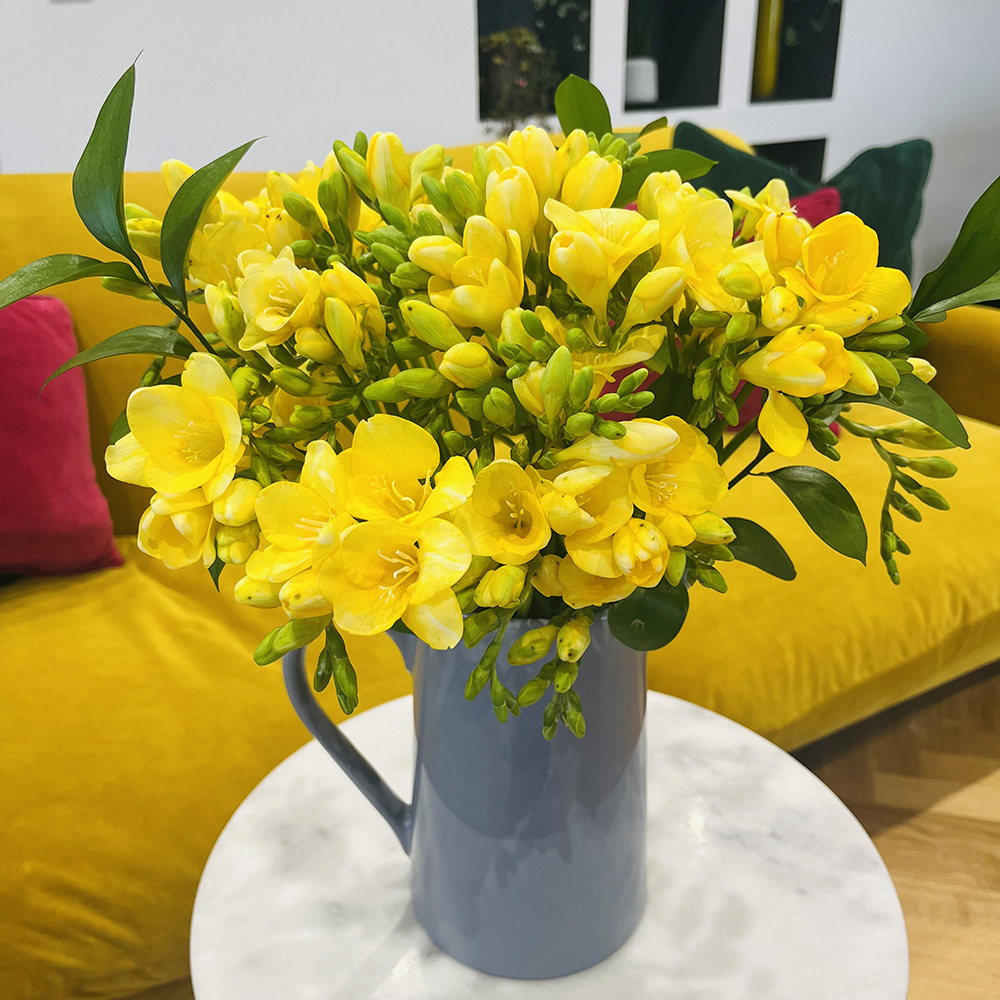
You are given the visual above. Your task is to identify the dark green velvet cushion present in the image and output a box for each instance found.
[671,121,932,275]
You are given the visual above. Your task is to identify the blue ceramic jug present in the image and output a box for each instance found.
[282,616,647,980]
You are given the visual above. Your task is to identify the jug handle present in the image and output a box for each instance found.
[282,647,413,855]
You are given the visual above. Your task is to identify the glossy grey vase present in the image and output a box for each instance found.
[282,616,647,980]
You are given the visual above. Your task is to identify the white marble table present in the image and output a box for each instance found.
[190,693,909,999]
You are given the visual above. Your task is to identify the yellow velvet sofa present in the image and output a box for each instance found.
[2,170,1000,1000]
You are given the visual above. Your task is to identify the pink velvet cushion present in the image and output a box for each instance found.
[0,296,122,575]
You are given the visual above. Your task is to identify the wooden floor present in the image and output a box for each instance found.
[797,662,1000,999]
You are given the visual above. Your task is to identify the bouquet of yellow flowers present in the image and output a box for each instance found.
[3,70,993,739]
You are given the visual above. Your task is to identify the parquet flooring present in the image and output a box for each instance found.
[797,662,1000,999]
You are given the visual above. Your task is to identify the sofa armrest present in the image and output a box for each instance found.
[919,305,1000,427]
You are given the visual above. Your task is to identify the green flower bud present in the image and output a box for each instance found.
[568,366,595,411]
[557,618,592,663]
[420,175,464,227]
[253,614,331,665]
[541,345,573,422]
[718,262,762,300]
[391,337,438,360]
[596,393,621,413]
[400,299,466,349]
[371,242,406,271]
[289,239,319,258]
[511,437,532,465]
[594,418,627,439]
[283,193,324,236]
[863,315,905,333]
[516,677,551,707]
[474,565,527,609]
[270,365,330,397]
[124,202,157,221]
[853,351,900,388]
[618,368,649,395]
[689,512,735,545]
[901,456,958,478]
[912,485,950,510]
[364,377,408,403]
[442,429,470,455]
[463,608,500,649]
[390,263,430,291]
[850,332,910,351]
[566,327,591,352]
[483,387,517,428]
[690,308,729,328]
[333,140,375,200]
[508,625,559,666]
[554,660,580,692]
[394,369,456,398]
[455,389,485,421]
[289,405,328,430]
[565,411,595,438]
[204,281,245,350]
[666,549,687,586]
[889,492,923,521]
[724,312,757,343]
[506,363,529,380]
[444,171,486,219]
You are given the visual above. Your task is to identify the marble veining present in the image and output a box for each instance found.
[190,693,908,1000]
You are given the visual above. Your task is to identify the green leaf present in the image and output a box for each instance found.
[207,548,225,592]
[614,149,717,207]
[765,467,868,563]
[44,326,194,387]
[838,373,970,449]
[160,138,258,307]
[108,408,130,444]
[912,268,1000,322]
[555,74,612,138]
[0,255,142,310]
[608,580,689,651]
[638,116,669,139]
[726,517,796,580]
[910,172,1000,317]
[72,62,141,267]
[897,313,929,353]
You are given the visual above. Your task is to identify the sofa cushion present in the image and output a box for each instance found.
[0,545,410,1000]
[0,296,122,576]
[650,412,1000,749]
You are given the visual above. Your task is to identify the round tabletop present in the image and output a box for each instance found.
[190,693,908,1000]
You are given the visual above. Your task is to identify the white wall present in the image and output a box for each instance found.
[2,0,998,277]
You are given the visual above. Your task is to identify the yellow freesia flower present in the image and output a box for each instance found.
[540,464,633,542]
[629,417,728,522]
[424,216,524,335]
[319,517,471,648]
[485,166,538,257]
[137,489,218,570]
[760,286,802,332]
[738,324,852,397]
[236,246,322,350]
[545,202,660,317]
[619,266,686,334]
[558,556,636,609]
[451,460,551,566]
[738,325,853,457]
[341,414,474,525]
[559,151,623,212]
[408,235,464,279]
[189,218,270,289]
[781,213,912,329]
[556,417,680,468]
[409,144,446,205]
[320,261,386,368]
[553,130,590,192]
[106,353,244,501]
[438,342,502,389]
[637,169,703,223]
[366,131,411,212]
[611,518,670,587]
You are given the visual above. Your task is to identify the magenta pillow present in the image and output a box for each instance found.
[0,296,122,575]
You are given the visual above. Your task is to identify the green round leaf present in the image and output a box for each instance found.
[608,582,689,651]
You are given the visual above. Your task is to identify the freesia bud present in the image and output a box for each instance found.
[718,261,763,300]
[908,357,936,383]
[560,151,623,211]
[409,144,446,204]
[549,230,612,322]
[401,298,466,349]
[485,166,538,256]
[853,350,900,388]
[557,618,592,663]
[394,368,455,398]
[843,351,880,396]
[760,286,802,331]
[366,131,411,211]
[507,624,559,666]
[438,342,501,388]
[553,129,590,188]
[234,574,282,608]
[408,235,464,279]
[532,554,565,597]
[474,565,527,608]
[126,217,162,259]
[445,170,486,219]
[541,345,574,422]
[483,387,517,428]
[204,282,244,349]
[296,325,341,365]
[688,512,735,545]
[216,521,260,565]
[213,479,262,526]
[161,159,194,198]
[620,266,686,333]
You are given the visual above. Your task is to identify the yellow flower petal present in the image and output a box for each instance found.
[565,534,620,578]
[759,390,809,457]
[401,588,464,649]
[856,267,912,323]
[409,518,472,606]
[105,432,149,486]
